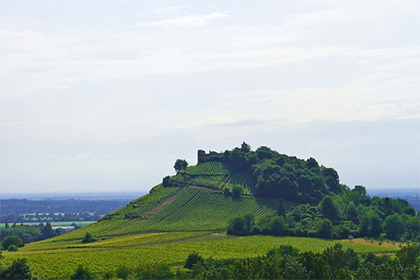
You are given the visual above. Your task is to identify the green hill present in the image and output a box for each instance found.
[2,143,418,279]
[59,143,417,242]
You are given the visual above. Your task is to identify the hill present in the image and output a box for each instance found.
[1,143,419,279]
[56,143,418,242]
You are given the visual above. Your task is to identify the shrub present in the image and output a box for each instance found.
[70,265,93,280]
[184,252,204,269]
[81,232,95,243]
[1,236,23,250]
[7,245,18,252]
[232,185,244,197]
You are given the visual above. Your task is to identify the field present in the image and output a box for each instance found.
[2,233,400,279]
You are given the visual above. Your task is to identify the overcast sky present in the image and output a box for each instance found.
[1,0,419,195]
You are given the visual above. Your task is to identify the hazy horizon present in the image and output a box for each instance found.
[1,1,419,195]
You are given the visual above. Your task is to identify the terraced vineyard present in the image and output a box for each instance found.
[186,162,228,175]
[47,186,277,242]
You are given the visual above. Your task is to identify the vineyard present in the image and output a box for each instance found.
[2,234,400,279]
[186,162,228,175]
[41,186,277,242]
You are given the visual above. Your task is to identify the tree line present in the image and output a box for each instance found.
[227,189,419,242]
[1,222,66,245]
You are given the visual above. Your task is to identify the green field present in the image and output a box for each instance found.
[2,232,399,279]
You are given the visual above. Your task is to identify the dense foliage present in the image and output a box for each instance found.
[1,236,23,251]
[190,145,419,242]
[227,191,419,241]
[185,243,420,280]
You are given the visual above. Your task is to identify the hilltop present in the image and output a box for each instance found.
[56,142,418,243]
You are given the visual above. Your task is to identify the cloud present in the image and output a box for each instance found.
[135,12,228,28]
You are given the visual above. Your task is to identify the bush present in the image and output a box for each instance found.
[1,236,23,250]
[81,232,95,243]
[7,245,18,252]
[184,252,204,269]
[232,185,244,197]
[70,265,93,280]
[0,258,34,280]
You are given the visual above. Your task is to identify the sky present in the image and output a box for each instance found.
[1,0,419,195]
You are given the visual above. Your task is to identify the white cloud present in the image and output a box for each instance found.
[135,13,228,28]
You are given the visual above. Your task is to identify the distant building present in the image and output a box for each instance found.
[52,226,75,233]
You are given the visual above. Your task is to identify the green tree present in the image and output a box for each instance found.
[1,236,22,250]
[318,219,334,239]
[347,201,358,223]
[227,214,255,236]
[40,222,54,239]
[384,214,405,240]
[174,159,188,174]
[268,216,287,236]
[7,245,18,252]
[184,252,204,269]
[82,232,95,243]
[232,185,244,197]
[70,265,93,280]
[396,243,420,268]
[1,258,34,280]
[320,196,340,221]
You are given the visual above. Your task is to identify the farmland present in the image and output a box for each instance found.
[2,233,400,279]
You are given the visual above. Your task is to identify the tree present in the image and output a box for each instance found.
[1,236,22,250]
[232,185,244,197]
[70,265,93,280]
[82,232,95,243]
[40,222,54,240]
[7,245,18,252]
[383,214,405,240]
[358,211,382,238]
[396,243,420,268]
[240,141,251,152]
[320,196,340,221]
[0,258,33,280]
[184,252,204,269]
[318,219,334,239]
[347,201,358,223]
[174,159,188,174]
[227,214,255,236]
